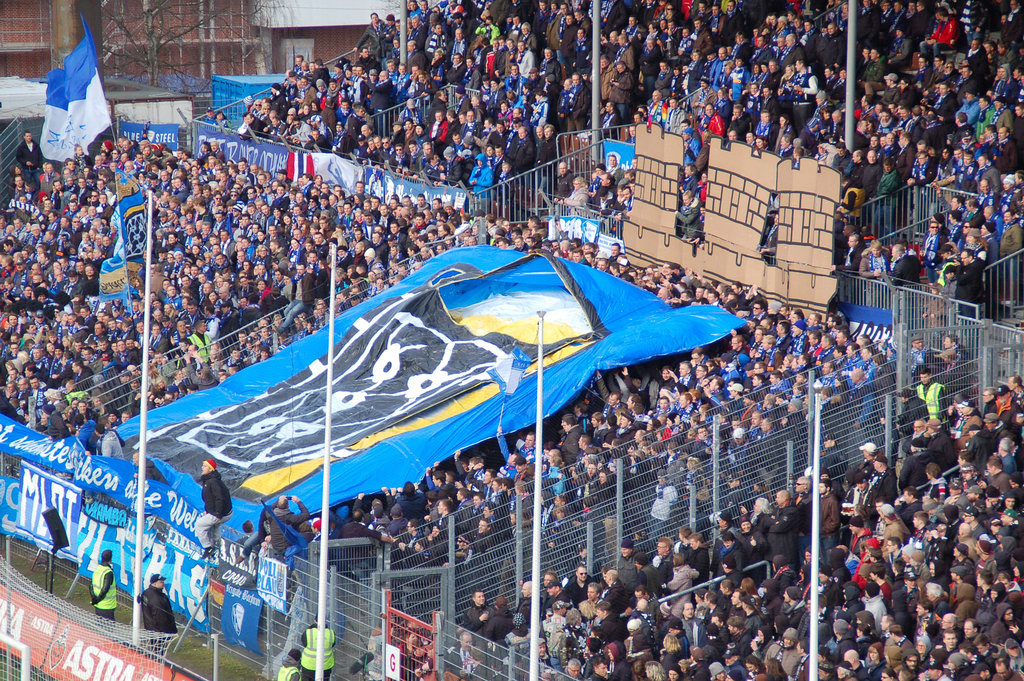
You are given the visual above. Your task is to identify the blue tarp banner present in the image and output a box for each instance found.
[119,247,744,510]
[120,122,179,151]
[222,584,264,655]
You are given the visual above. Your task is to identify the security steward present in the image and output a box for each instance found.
[91,549,117,621]
[300,621,336,680]
[279,648,302,681]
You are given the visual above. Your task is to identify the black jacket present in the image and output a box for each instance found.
[891,254,922,285]
[142,585,178,633]
[201,469,232,517]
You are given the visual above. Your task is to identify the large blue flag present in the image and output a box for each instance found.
[98,173,147,303]
[41,19,110,161]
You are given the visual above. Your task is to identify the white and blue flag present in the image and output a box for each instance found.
[41,21,110,161]
[487,346,532,396]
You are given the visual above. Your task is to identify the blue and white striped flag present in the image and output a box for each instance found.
[41,20,111,161]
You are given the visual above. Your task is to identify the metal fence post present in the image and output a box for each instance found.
[514,496,524,590]
[980,319,994,387]
[212,633,220,681]
[329,567,338,630]
[805,371,816,467]
[884,393,895,466]
[688,480,697,529]
[785,441,795,493]
[712,415,721,545]
[262,596,274,678]
[615,458,624,552]
[447,514,456,569]
[585,521,595,575]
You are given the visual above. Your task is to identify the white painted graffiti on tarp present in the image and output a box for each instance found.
[17,460,82,559]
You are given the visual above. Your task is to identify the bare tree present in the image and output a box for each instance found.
[101,0,261,88]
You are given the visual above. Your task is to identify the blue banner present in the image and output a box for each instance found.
[0,476,20,536]
[196,126,290,174]
[17,460,82,559]
[603,140,635,170]
[77,515,210,631]
[0,416,258,544]
[838,301,893,347]
[549,216,626,253]
[120,122,180,151]
[256,557,288,614]
[365,167,468,210]
[222,584,264,655]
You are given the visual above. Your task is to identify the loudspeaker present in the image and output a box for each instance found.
[42,508,69,552]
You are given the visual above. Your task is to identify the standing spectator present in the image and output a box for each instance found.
[767,489,799,568]
[15,132,42,186]
[196,459,233,560]
[141,573,178,637]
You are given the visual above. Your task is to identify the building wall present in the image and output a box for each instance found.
[0,0,371,84]
[0,0,51,78]
[272,26,368,71]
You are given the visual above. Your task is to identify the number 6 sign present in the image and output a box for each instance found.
[385,643,402,681]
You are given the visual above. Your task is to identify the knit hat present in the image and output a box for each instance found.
[204,459,217,470]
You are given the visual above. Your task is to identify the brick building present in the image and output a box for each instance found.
[0,0,387,89]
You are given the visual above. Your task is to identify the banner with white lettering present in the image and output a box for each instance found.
[0,578,175,681]
[120,121,180,151]
[221,584,263,655]
[0,416,257,545]
[17,460,82,559]
[76,514,210,632]
[549,216,626,254]
[256,557,288,614]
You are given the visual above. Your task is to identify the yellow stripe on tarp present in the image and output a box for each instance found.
[450,313,584,345]
[239,341,593,497]
[241,458,324,497]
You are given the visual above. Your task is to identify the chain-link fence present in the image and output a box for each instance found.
[0,550,173,681]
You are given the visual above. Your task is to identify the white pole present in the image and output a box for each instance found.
[315,243,338,681]
[131,190,156,646]
[528,311,546,681]
[808,389,823,681]
[844,3,858,149]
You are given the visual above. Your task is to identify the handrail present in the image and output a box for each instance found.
[657,560,770,605]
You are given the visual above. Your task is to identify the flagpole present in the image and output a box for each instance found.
[131,190,155,647]
[529,311,545,681]
[316,243,338,681]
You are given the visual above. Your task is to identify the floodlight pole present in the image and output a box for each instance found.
[529,311,546,681]
[315,243,338,681]
[808,388,823,681]
[844,3,857,149]
[131,190,155,646]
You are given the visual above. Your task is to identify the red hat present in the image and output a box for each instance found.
[865,538,881,550]
[204,459,217,470]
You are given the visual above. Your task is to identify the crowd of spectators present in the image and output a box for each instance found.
[9,0,1024,678]
[322,293,1024,681]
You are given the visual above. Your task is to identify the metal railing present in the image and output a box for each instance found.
[985,247,1024,324]
[857,185,974,244]
[0,118,29,207]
